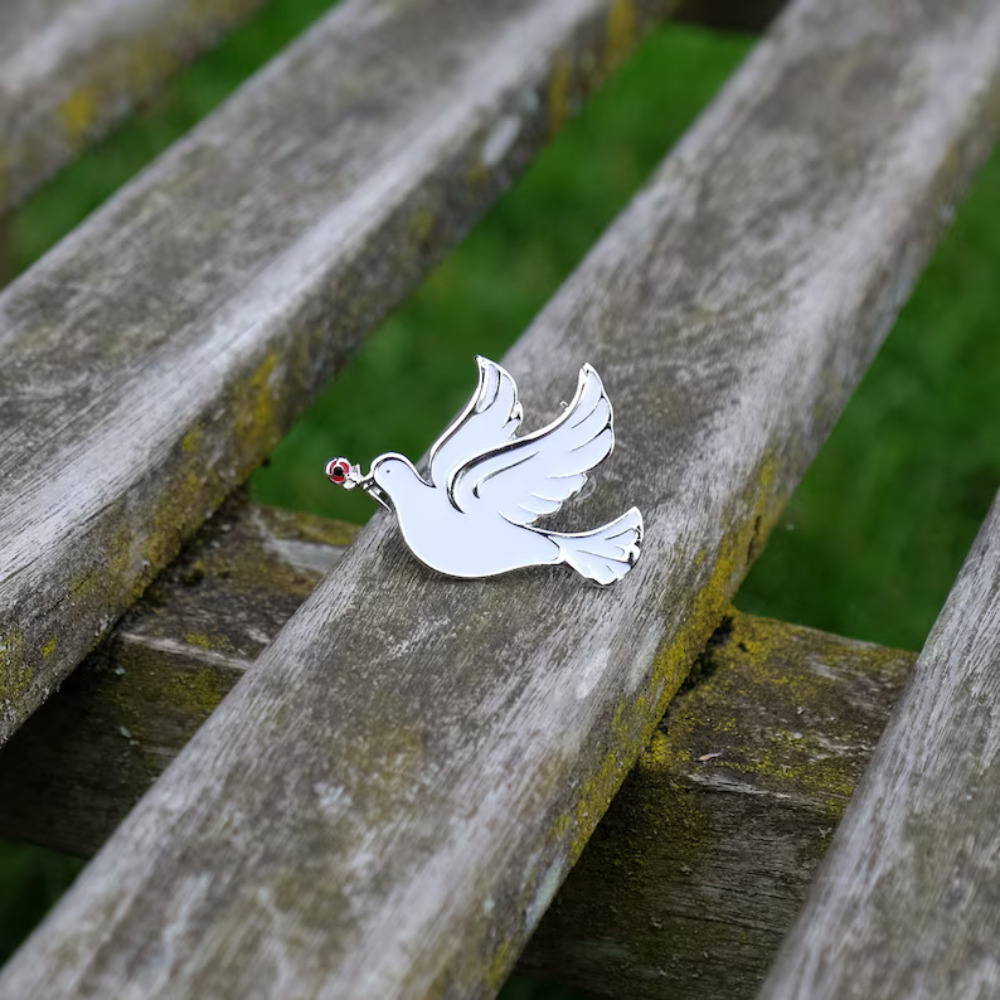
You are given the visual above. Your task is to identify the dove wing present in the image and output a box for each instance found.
[429,357,523,491]
[450,364,613,525]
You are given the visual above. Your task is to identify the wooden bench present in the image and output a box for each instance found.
[0,492,919,997]
[1,0,999,996]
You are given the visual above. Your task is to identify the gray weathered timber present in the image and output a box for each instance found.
[0,496,914,995]
[757,491,1000,999]
[0,546,916,999]
[521,612,915,999]
[0,0,679,743]
[0,0,270,216]
[0,494,358,856]
[0,0,781,223]
[4,0,1000,996]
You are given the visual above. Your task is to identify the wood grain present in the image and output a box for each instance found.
[521,612,915,999]
[0,494,358,856]
[0,502,914,998]
[0,0,270,216]
[757,491,1000,998]
[0,0,785,221]
[0,0,679,743]
[3,1,997,997]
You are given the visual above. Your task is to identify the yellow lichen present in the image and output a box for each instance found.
[551,448,792,867]
[59,89,99,145]
[292,517,360,549]
[161,665,232,721]
[246,353,280,447]
[225,352,283,472]
[181,424,204,454]
[68,521,137,607]
[184,632,234,653]
[606,0,637,72]
[0,627,29,703]
[408,207,436,248]
[482,937,515,994]
[649,607,916,817]
[547,55,573,137]
[141,466,212,579]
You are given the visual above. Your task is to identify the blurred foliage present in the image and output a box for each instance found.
[2,0,1000,994]
[737,157,1000,649]
[0,845,83,961]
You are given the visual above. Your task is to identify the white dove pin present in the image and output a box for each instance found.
[325,357,643,586]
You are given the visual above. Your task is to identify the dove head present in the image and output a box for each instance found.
[368,453,423,504]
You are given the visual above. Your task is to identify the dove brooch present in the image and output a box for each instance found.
[325,357,643,586]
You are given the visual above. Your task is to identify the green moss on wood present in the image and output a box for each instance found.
[258,506,361,550]
[606,0,639,72]
[181,424,204,454]
[547,56,574,137]
[551,448,792,879]
[161,665,234,722]
[183,632,235,653]
[650,611,915,814]
[0,627,29,723]
[523,614,915,997]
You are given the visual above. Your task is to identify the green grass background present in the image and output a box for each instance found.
[2,1,999,995]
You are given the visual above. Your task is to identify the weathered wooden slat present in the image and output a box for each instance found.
[3,1,997,997]
[521,613,914,999]
[0,497,914,996]
[0,0,681,743]
[757,492,1000,998]
[0,508,915,998]
[0,495,358,856]
[0,0,784,224]
[0,0,270,216]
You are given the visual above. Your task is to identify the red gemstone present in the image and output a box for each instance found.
[326,458,350,484]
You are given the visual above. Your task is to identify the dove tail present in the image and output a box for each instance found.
[547,508,643,586]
